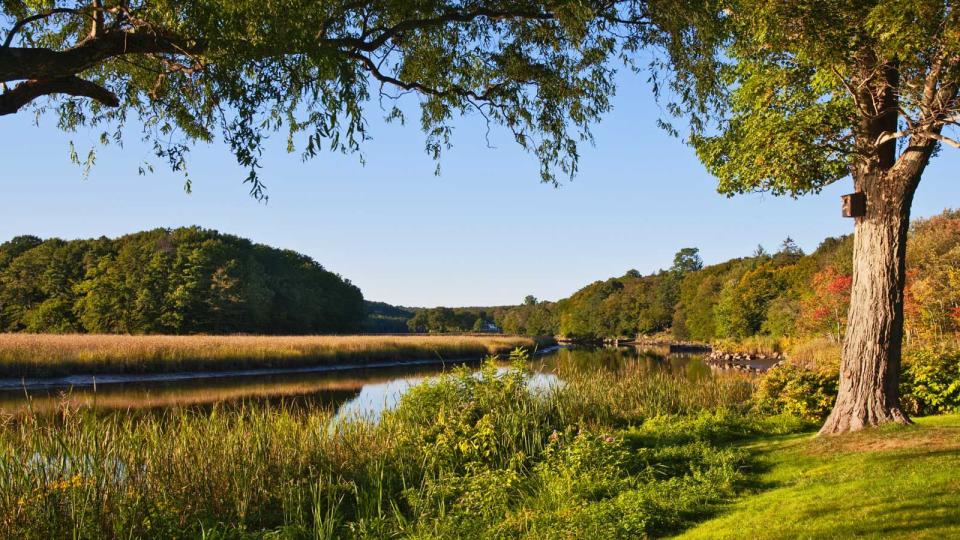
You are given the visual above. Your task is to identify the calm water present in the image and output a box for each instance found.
[0,346,712,418]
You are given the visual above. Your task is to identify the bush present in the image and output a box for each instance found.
[753,347,960,421]
[752,364,838,421]
[901,348,960,416]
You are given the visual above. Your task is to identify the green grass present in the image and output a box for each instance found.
[678,414,960,539]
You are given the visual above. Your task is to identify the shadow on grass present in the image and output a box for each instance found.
[617,423,817,537]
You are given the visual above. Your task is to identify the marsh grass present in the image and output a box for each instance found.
[0,334,542,378]
[0,350,791,539]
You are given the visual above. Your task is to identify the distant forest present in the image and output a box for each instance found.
[0,227,364,334]
[402,210,960,345]
[6,211,957,341]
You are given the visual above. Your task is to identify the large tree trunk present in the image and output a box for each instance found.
[818,168,920,435]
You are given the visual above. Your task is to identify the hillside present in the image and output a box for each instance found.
[0,227,364,334]
[488,210,960,346]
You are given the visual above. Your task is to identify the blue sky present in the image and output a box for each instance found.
[2,74,958,307]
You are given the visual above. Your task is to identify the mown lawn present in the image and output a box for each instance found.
[679,414,960,539]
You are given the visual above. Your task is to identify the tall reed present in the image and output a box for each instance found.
[0,334,544,378]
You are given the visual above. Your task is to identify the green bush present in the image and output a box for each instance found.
[901,349,960,416]
[752,364,838,421]
[753,347,960,421]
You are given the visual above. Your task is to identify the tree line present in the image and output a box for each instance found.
[0,227,364,334]
[488,210,960,346]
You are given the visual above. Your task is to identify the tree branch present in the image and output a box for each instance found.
[2,8,83,48]
[321,7,555,52]
[0,76,118,115]
[0,27,201,83]
[927,131,960,148]
[347,50,506,103]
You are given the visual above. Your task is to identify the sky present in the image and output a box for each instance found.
[2,74,958,308]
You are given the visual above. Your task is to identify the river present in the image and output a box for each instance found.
[0,346,714,418]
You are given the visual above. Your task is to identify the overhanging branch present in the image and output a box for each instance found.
[0,28,200,83]
[0,76,118,116]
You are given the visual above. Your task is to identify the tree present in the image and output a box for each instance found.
[653,1,960,434]
[800,267,854,342]
[671,247,703,275]
[778,237,803,257]
[0,227,362,334]
[0,1,643,197]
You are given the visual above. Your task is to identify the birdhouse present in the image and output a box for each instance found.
[841,192,866,218]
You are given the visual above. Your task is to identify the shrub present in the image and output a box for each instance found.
[752,364,838,421]
[901,348,960,415]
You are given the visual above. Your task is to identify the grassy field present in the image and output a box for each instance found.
[680,414,960,539]
[0,334,548,378]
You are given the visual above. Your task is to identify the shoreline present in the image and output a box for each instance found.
[0,334,555,380]
[0,342,561,391]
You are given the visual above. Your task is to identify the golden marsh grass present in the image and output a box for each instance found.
[0,334,543,378]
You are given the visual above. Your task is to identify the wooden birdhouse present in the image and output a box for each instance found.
[841,192,866,218]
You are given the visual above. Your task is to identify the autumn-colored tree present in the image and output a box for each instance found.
[800,267,853,342]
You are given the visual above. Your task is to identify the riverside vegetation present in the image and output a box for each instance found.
[0,334,542,378]
[0,349,786,539]
[409,211,960,426]
[3,348,958,539]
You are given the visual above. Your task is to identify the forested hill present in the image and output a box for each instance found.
[0,227,364,334]
[489,209,960,343]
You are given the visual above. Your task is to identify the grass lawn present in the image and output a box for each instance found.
[679,414,960,539]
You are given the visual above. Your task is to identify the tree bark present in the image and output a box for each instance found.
[818,167,921,435]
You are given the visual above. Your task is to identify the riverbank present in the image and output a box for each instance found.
[3,348,957,538]
[0,334,553,378]
[0,352,766,538]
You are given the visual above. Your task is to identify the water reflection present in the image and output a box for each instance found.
[0,346,713,418]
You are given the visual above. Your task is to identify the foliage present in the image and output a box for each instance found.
[0,1,646,197]
[406,306,498,333]
[904,211,960,342]
[499,299,559,336]
[0,227,364,334]
[753,364,839,422]
[901,348,960,416]
[360,301,415,333]
[650,0,960,197]
[755,346,960,421]
[798,266,852,341]
[489,210,960,348]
